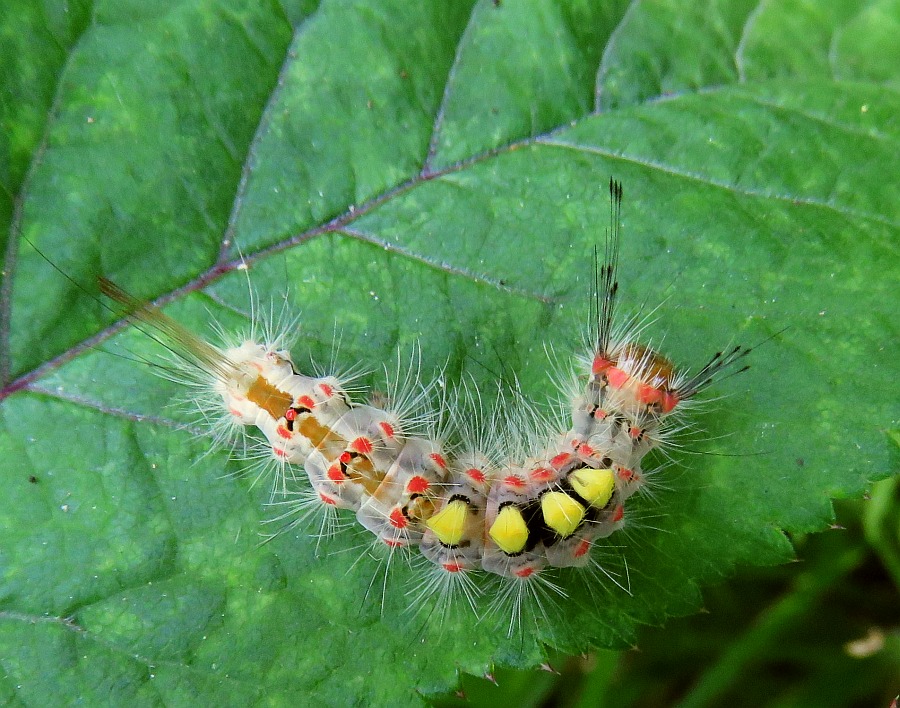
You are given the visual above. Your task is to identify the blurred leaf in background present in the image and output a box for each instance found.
[1,0,897,705]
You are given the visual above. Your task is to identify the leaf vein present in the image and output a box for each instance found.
[0,7,97,386]
[218,6,324,265]
[727,90,900,146]
[336,226,554,303]
[536,137,900,230]
[421,0,482,175]
[594,0,641,112]
[734,0,766,84]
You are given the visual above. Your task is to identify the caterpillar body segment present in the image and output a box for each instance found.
[331,405,410,475]
[420,455,493,573]
[356,437,453,548]
[304,449,369,510]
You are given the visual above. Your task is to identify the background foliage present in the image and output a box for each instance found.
[1,0,897,705]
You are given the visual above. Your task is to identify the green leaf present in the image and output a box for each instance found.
[1,0,897,704]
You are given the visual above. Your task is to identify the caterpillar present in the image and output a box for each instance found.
[33,179,753,629]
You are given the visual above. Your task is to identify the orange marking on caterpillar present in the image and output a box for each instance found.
[515,567,535,579]
[318,383,334,397]
[379,421,395,439]
[276,425,291,440]
[466,468,486,483]
[389,508,408,529]
[618,467,634,481]
[273,447,287,458]
[661,391,680,413]
[443,562,464,573]
[504,475,526,489]
[575,539,591,557]
[592,355,613,375]
[351,437,373,454]
[327,465,346,482]
[530,468,554,483]
[577,443,594,457]
[247,376,293,419]
[613,504,624,523]
[430,453,447,469]
[606,367,629,389]
[638,383,663,405]
[550,452,572,469]
[297,395,316,410]
[406,476,430,494]
[320,493,337,506]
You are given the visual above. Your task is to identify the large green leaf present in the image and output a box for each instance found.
[1,0,897,704]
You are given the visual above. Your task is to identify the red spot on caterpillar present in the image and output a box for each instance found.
[515,567,535,579]
[638,383,662,405]
[384,537,405,547]
[327,465,346,482]
[229,407,242,417]
[575,539,591,557]
[629,426,642,439]
[276,426,291,439]
[351,437,373,454]
[613,504,624,522]
[661,391,680,413]
[442,562,464,573]
[618,467,634,481]
[273,447,287,458]
[319,493,337,505]
[430,453,447,469]
[607,367,629,389]
[406,475,429,493]
[550,452,572,468]
[504,475,526,489]
[318,383,334,397]
[339,451,352,464]
[593,408,607,419]
[297,395,316,409]
[284,408,297,421]
[530,468,554,482]
[592,354,612,375]
[466,468,486,483]
[389,508,408,529]
[577,443,594,457]
[379,421,395,439]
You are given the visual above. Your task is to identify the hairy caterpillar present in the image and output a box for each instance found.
[36,179,754,630]
[21,181,749,631]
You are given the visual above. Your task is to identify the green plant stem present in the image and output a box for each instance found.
[674,546,865,708]
[862,435,900,590]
